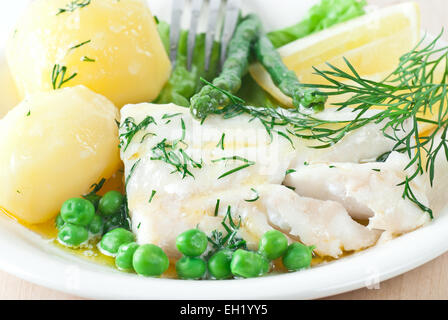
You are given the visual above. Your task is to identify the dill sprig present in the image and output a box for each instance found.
[119,116,157,151]
[200,32,448,219]
[51,64,77,89]
[207,205,247,257]
[57,0,91,15]
[293,32,448,218]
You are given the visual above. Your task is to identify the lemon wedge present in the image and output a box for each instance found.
[249,2,421,108]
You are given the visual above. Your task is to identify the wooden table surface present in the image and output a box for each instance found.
[1,0,447,300]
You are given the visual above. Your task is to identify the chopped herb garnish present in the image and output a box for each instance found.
[217,133,226,150]
[212,156,255,179]
[125,159,141,188]
[372,168,381,172]
[137,222,141,229]
[285,169,296,175]
[244,188,259,202]
[81,56,96,62]
[329,165,336,168]
[214,199,220,217]
[26,110,31,117]
[162,113,183,119]
[51,64,77,90]
[57,0,91,15]
[119,116,157,151]
[285,185,296,191]
[69,40,91,51]
[207,205,247,258]
[150,139,202,179]
[148,190,156,203]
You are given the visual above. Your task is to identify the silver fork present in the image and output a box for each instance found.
[169,0,241,71]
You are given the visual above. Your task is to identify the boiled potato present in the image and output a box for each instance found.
[6,0,171,108]
[0,86,121,224]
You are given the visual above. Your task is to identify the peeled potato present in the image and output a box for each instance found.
[0,86,121,224]
[6,0,171,108]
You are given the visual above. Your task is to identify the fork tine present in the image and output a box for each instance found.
[187,0,204,71]
[170,0,185,68]
[204,0,222,71]
[220,0,241,67]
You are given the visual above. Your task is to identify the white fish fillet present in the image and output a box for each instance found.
[131,184,379,258]
[120,103,380,258]
[285,152,431,234]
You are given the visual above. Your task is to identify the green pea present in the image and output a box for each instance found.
[58,223,89,247]
[88,214,104,235]
[99,191,124,216]
[258,230,288,260]
[55,213,65,229]
[230,249,270,278]
[207,249,233,280]
[176,256,207,280]
[133,244,169,277]
[99,228,135,256]
[282,243,314,271]
[60,198,95,226]
[176,229,208,257]
[84,194,101,210]
[115,242,139,271]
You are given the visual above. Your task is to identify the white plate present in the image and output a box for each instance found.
[0,0,447,300]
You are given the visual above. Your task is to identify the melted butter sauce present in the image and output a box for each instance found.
[2,170,334,279]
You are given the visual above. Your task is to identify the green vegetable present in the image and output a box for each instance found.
[254,33,327,111]
[115,242,139,271]
[207,249,233,280]
[267,0,367,48]
[99,228,135,256]
[175,256,207,280]
[55,213,65,229]
[99,191,124,216]
[258,230,288,260]
[60,198,95,227]
[82,178,106,209]
[132,244,170,277]
[282,243,314,271]
[176,229,208,257]
[230,249,269,278]
[83,194,101,210]
[190,14,262,120]
[58,223,89,247]
[88,214,104,235]
[155,21,221,107]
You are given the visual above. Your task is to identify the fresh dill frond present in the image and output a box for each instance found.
[207,205,247,258]
[200,31,448,219]
[51,64,77,89]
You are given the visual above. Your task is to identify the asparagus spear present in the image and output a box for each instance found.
[254,34,327,111]
[190,14,262,120]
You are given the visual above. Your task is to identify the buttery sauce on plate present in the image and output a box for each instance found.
[1,170,337,279]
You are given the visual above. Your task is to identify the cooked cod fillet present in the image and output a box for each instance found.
[285,152,431,234]
[130,184,379,258]
[120,103,383,258]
